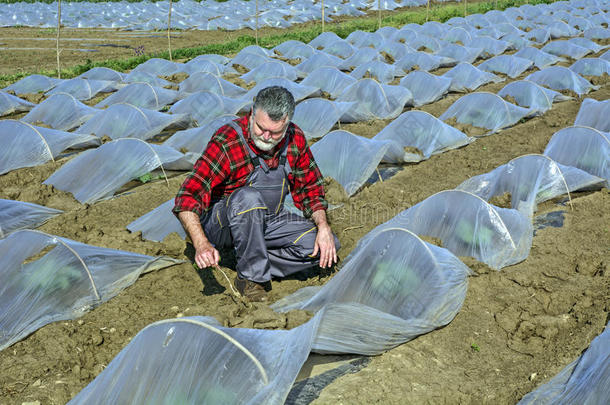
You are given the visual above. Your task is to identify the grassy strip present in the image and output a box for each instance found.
[0,0,555,87]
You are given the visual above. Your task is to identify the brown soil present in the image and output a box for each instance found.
[489,192,513,209]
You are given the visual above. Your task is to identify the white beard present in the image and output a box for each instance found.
[252,135,282,151]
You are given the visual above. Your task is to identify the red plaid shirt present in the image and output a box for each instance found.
[173,115,327,218]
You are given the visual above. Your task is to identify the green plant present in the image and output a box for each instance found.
[455,218,495,247]
[471,342,481,352]
[22,253,84,293]
[370,260,421,299]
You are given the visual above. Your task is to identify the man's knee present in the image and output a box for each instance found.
[226,187,268,219]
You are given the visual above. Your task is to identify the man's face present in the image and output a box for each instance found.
[249,109,288,152]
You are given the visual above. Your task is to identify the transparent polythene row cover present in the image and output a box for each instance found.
[0,120,99,175]
[3,74,61,94]
[442,63,504,93]
[336,79,412,122]
[95,82,179,111]
[456,154,605,217]
[22,93,99,131]
[164,114,237,154]
[351,190,533,269]
[497,81,569,114]
[300,67,357,99]
[574,98,610,132]
[127,199,185,243]
[292,98,354,139]
[0,229,181,351]
[169,91,249,126]
[46,78,120,101]
[0,199,62,239]
[518,321,609,405]
[0,91,34,117]
[525,67,597,95]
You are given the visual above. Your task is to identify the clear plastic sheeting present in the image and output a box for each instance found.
[399,71,452,107]
[394,52,455,74]
[377,40,414,62]
[374,111,473,163]
[230,51,272,72]
[295,52,343,74]
[478,55,534,79]
[77,67,125,82]
[0,92,35,117]
[584,27,610,40]
[22,93,99,131]
[123,71,173,88]
[43,139,185,203]
[0,120,99,175]
[525,67,597,95]
[76,103,191,141]
[436,44,483,64]
[178,59,227,77]
[569,58,610,77]
[0,229,181,351]
[541,41,592,60]
[46,78,119,101]
[169,92,248,125]
[95,82,179,110]
[514,47,565,69]
[69,315,321,405]
[567,37,606,54]
[574,98,610,132]
[242,78,320,103]
[130,57,180,77]
[0,200,62,239]
[310,130,393,196]
[517,321,610,405]
[456,154,605,216]
[273,40,315,60]
[497,81,568,114]
[337,79,412,122]
[272,228,471,355]
[543,126,610,184]
[338,48,382,71]
[350,61,396,84]
[300,67,357,99]
[292,98,354,139]
[164,115,237,154]
[308,31,342,49]
[178,72,246,98]
[352,190,533,269]
[443,63,504,92]
[127,199,185,242]
[3,74,60,95]
[240,61,299,84]
[440,92,531,134]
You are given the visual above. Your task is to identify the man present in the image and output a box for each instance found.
[173,86,340,302]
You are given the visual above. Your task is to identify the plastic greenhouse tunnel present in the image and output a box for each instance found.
[399,71,452,107]
[272,227,471,355]
[573,98,610,132]
[0,229,181,351]
[351,190,533,269]
[478,55,534,79]
[43,138,188,204]
[310,130,394,196]
[169,91,248,126]
[321,39,356,59]
[123,71,173,88]
[336,79,412,122]
[524,67,597,96]
[295,52,343,75]
[456,154,606,217]
[569,58,610,77]
[349,61,396,84]
[240,61,300,85]
[439,92,532,135]
[178,72,247,98]
[76,103,191,141]
[77,67,125,83]
[230,51,272,72]
[22,93,99,131]
[2,74,61,95]
[543,126,610,185]
[127,199,185,242]
[0,199,63,239]
[68,314,323,404]
[164,114,237,154]
[338,48,383,71]
[540,41,592,60]
[46,78,120,101]
[518,321,609,405]
[130,57,180,77]
[514,47,566,70]
[442,63,504,93]
[95,82,179,111]
[435,43,483,64]
[292,98,354,140]
[242,78,320,103]
[374,110,473,163]
[299,67,357,99]
[178,59,227,77]
[497,81,569,114]
[272,40,316,60]
[394,52,455,74]
[0,91,35,117]
[0,120,99,175]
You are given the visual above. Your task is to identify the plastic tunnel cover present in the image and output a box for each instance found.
[2,74,61,94]
[127,199,185,242]
[69,314,322,405]
[439,92,531,134]
[478,55,534,79]
[524,67,597,95]
[374,110,473,163]
[0,91,35,117]
[46,78,118,101]
[0,229,181,351]
[456,154,605,217]
[443,63,504,92]
[242,77,320,103]
[350,61,396,84]
[399,71,452,107]
[131,57,180,77]
[95,82,179,111]
[514,47,565,69]
[77,67,124,82]
[169,91,248,126]
[569,58,610,77]
[543,126,610,184]
[178,72,247,98]
[43,138,178,204]
[497,81,565,114]
[352,190,533,269]
[0,199,63,239]
[295,52,343,75]
[240,61,299,84]
[310,130,394,196]
[22,93,100,131]
[123,71,173,88]
[337,79,412,122]
[574,98,610,132]
[292,98,354,140]
[0,120,98,175]
[164,114,237,154]
[300,67,357,99]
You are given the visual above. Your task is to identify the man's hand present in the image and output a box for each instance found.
[194,241,220,269]
[177,210,219,269]
[311,210,337,269]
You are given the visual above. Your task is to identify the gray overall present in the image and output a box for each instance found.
[200,121,340,283]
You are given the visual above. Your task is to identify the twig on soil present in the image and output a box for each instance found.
[214,264,239,296]
[341,225,364,235]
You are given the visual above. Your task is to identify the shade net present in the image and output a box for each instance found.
[300,67,357,99]
[292,98,354,139]
[569,58,610,77]
[514,47,566,69]
[95,82,179,111]
[440,92,531,134]
[127,199,185,242]
[22,93,99,131]
[518,321,610,405]
[497,81,568,114]
[478,55,534,79]
[3,74,60,95]
[0,199,63,239]
[164,114,237,154]
[0,229,181,351]
[456,154,605,217]
[574,98,610,132]
[351,190,533,269]
[310,130,393,196]
[76,103,190,141]
[43,139,185,204]
[0,120,99,175]
[272,228,471,355]
[46,78,119,101]
[0,92,35,117]
[169,91,248,126]
[543,126,610,184]
[178,72,247,98]
[374,110,473,163]
[337,79,412,122]
[443,63,504,92]
[399,71,452,107]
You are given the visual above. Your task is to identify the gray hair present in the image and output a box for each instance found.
[252,86,296,121]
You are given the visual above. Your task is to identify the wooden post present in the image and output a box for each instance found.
[464,0,467,17]
[426,0,430,22]
[378,0,382,30]
[255,0,259,46]
[167,0,173,61]
[56,0,61,79]
[321,0,325,32]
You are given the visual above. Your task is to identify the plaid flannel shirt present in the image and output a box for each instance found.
[173,115,328,218]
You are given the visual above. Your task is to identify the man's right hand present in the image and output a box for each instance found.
[194,241,220,269]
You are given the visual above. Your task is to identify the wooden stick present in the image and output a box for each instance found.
[56,0,61,79]
[321,0,325,32]
[464,0,467,17]
[167,0,173,61]
[255,0,259,46]
[426,0,430,22]
[378,0,382,30]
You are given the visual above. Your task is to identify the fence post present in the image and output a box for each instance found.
[426,0,430,22]
[321,0,325,32]
[167,0,173,61]
[255,0,259,46]
[378,0,382,30]
[464,0,467,17]
[56,0,61,79]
